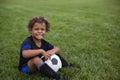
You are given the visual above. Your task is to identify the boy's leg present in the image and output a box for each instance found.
[56,54,77,69]
[39,63,68,80]
[21,57,42,73]
[28,57,68,80]
[39,63,60,79]
[56,54,80,69]
[56,54,69,67]
[28,57,43,72]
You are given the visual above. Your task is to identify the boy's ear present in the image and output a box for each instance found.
[29,30,32,34]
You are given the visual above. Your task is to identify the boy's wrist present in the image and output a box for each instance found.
[40,49,45,55]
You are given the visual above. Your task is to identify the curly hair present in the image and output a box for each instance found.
[27,16,50,32]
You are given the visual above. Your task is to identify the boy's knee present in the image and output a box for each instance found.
[28,57,43,70]
[32,57,43,63]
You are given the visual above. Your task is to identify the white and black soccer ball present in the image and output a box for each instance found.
[45,54,62,72]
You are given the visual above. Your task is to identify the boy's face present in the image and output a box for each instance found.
[30,22,46,40]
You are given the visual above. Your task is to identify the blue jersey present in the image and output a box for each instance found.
[18,36,54,70]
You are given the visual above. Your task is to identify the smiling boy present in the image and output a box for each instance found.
[18,16,69,80]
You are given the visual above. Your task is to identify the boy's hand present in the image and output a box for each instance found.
[46,50,55,56]
[46,46,60,56]
[41,49,51,60]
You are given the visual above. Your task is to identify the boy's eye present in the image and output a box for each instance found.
[34,28,39,30]
[34,28,46,31]
[41,28,45,31]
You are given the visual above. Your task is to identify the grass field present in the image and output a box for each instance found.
[0,0,120,80]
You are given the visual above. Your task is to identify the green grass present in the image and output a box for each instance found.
[0,0,120,80]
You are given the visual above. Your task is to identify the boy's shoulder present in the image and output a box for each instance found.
[41,39,50,44]
[41,39,47,43]
[22,36,33,44]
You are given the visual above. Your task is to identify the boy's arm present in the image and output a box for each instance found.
[22,49,50,59]
[46,46,60,55]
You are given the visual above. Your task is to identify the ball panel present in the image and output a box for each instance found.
[51,58,58,65]
[45,54,62,72]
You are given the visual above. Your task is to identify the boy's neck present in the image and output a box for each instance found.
[35,42,41,48]
[32,37,41,48]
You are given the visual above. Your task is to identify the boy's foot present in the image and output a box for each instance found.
[58,75,68,80]
[68,63,81,70]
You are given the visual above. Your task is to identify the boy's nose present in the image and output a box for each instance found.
[38,29,42,32]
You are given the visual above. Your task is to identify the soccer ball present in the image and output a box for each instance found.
[45,54,62,72]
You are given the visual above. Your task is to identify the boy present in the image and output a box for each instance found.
[18,16,72,80]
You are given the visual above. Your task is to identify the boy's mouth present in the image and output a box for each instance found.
[36,34,43,38]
